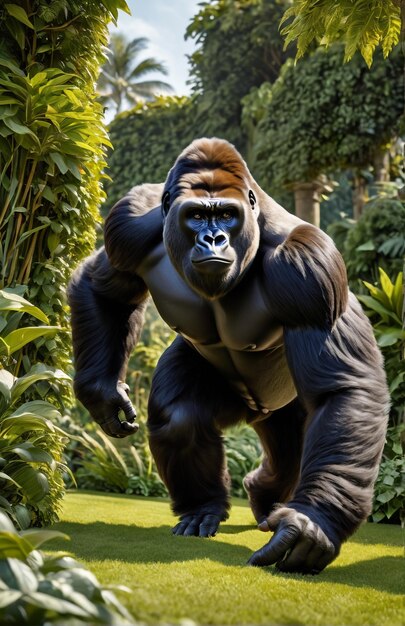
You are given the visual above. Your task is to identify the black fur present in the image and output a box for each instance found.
[68,137,389,573]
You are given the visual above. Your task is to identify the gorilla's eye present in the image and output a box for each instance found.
[220,211,233,221]
[191,211,203,220]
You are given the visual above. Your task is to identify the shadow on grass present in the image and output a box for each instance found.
[48,521,404,596]
[47,521,252,566]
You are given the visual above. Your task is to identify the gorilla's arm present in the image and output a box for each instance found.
[68,249,149,437]
[68,185,163,438]
[250,225,389,573]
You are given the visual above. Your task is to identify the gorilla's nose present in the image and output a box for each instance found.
[198,229,229,252]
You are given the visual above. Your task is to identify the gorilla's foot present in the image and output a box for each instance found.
[172,513,222,538]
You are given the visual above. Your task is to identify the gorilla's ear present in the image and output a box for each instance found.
[248,190,256,209]
[162,191,171,217]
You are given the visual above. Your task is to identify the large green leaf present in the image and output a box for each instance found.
[11,443,54,465]
[0,291,48,324]
[2,326,61,355]
[5,4,34,29]
[20,529,69,550]
[0,534,32,560]
[7,465,49,502]
[10,364,70,405]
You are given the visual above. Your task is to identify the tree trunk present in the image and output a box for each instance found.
[293,182,320,227]
[352,175,367,220]
[373,150,390,182]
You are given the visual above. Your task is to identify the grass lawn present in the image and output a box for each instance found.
[48,491,404,626]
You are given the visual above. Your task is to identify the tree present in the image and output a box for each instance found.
[104,96,198,213]
[281,0,402,68]
[186,0,294,152]
[242,44,403,225]
[97,33,173,115]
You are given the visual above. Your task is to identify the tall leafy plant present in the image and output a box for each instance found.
[0,0,129,375]
[0,290,71,528]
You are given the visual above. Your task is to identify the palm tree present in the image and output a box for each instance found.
[98,33,174,115]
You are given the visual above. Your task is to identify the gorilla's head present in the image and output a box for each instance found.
[162,138,260,299]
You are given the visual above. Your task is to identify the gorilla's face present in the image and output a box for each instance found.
[163,192,260,299]
[161,138,261,299]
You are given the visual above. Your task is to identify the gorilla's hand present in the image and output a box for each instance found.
[172,513,222,538]
[75,379,139,438]
[247,507,337,574]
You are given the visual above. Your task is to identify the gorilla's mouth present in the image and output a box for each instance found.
[193,257,231,265]
[192,257,233,273]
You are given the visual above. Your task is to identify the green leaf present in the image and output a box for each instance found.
[0,534,32,560]
[356,240,375,252]
[49,152,69,174]
[5,4,34,29]
[3,117,34,136]
[10,364,70,405]
[20,529,69,549]
[11,443,54,465]
[2,326,61,354]
[0,291,48,324]
[0,590,22,607]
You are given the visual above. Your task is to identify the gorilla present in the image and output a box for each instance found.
[68,137,389,574]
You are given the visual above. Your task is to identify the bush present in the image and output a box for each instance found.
[0,0,129,376]
[0,290,70,528]
[104,96,198,213]
[343,197,405,288]
[0,512,134,625]
[372,424,405,523]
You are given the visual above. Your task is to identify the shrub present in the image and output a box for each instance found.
[0,511,134,625]
[343,197,405,287]
[372,424,405,523]
[104,96,198,213]
[0,290,70,528]
[0,0,129,375]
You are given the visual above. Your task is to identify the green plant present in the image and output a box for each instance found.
[104,95,198,213]
[0,290,71,528]
[357,269,405,427]
[281,0,401,67]
[0,511,134,625]
[0,0,129,376]
[74,429,167,498]
[98,33,173,115]
[186,0,293,152]
[372,424,405,523]
[224,425,262,498]
[242,44,403,193]
[343,198,405,287]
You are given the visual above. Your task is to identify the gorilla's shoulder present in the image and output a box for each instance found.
[114,183,165,217]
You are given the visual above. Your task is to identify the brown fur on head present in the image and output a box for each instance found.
[162,137,256,212]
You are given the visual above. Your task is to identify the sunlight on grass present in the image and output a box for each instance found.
[48,491,404,625]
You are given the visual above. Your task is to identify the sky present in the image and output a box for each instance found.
[109,0,202,97]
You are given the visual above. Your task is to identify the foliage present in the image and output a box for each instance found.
[104,95,198,213]
[357,269,405,427]
[0,290,71,529]
[372,424,405,523]
[224,426,262,498]
[98,33,173,116]
[186,0,294,152]
[241,44,403,193]
[342,198,405,287]
[0,0,129,375]
[0,511,134,625]
[281,0,401,68]
[73,427,167,497]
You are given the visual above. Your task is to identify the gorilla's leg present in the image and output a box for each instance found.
[244,397,306,523]
[148,336,246,537]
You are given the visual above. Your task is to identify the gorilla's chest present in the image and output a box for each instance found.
[145,257,281,352]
